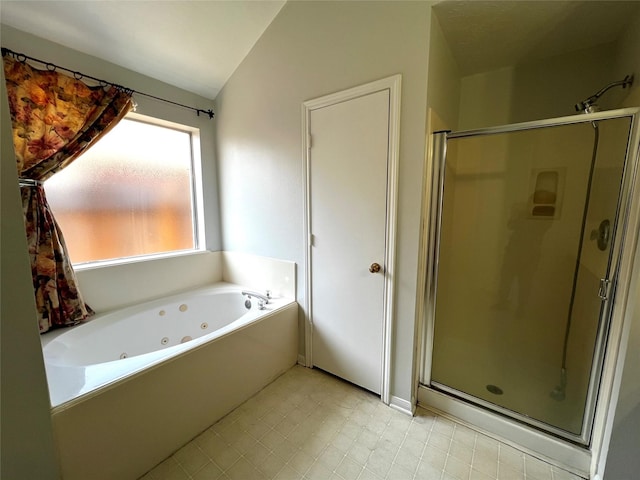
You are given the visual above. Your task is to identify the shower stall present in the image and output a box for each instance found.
[419,107,640,473]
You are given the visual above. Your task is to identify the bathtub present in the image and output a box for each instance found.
[45,282,298,480]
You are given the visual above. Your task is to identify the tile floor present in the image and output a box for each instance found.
[140,366,585,480]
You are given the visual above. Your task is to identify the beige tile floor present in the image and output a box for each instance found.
[140,366,585,480]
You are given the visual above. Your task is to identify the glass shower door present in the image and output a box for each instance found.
[428,115,633,443]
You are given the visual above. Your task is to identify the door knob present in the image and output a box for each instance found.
[369,263,381,273]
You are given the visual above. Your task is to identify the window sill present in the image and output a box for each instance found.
[73,248,209,272]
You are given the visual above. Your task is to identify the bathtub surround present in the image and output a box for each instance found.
[75,251,295,313]
[51,288,297,480]
[43,283,295,407]
[222,251,296,300]
[42,251,297,478]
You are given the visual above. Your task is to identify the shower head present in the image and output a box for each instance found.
[575,75,634,114]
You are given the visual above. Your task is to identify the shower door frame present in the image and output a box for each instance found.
[417,108,640,474]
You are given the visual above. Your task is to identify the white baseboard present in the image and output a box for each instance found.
[297,354,306,366]
[389,395,413,416]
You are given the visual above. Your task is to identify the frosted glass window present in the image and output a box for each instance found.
[45,116,198,264]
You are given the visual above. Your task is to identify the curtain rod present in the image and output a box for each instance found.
[1,47,215,119]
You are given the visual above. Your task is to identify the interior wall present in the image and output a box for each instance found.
[425,11,461,131]
[601,10,640,479]
[1,63,60,479]
[0,25,222,312]
[458,42,618,130]
[215,0,431,402]
[605,290,640,480]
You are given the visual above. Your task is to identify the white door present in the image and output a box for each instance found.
[309,89,390,394]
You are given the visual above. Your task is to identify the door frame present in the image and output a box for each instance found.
[302,75,401,404]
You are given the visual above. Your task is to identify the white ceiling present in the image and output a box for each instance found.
[1,1,638,99]
[0,0,286,99]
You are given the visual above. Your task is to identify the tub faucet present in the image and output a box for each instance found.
[241,290,270,310]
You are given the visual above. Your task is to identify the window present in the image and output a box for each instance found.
[45,113,203,265]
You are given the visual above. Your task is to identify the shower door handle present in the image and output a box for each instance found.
[598,278,611,300]
[590,219,611,251]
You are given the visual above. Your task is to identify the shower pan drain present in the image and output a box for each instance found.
[486,384,504,395]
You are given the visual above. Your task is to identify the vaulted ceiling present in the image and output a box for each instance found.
[0,0,285,99]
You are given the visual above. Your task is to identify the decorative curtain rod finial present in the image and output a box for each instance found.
[197,109,215,119]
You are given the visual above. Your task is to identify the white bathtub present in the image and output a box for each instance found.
[44,281,298,480]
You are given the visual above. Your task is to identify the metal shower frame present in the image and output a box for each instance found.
[421,108,640,446]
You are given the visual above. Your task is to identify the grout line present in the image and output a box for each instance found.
[414,413,438,480]
[442,422,455,480]
[409,417,431,480]
[467,430,478,480]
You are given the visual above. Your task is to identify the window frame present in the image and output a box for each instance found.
[52,111,207,271]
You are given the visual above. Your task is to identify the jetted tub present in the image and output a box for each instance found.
[44,282,298,480]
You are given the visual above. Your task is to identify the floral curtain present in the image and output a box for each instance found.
[3,53,134,333]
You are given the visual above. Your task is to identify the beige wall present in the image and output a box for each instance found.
[603,11,640,480]
[215,0,431,401]
[426,12,460,131]
[458,42,619,130]
[1,64,60,479]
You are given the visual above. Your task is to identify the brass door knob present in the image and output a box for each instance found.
[369,263,381,273]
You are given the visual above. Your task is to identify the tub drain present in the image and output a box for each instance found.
[486,384,504,395]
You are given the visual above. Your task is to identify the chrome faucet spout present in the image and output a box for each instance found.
[241,290,270,303]
[241,290,270,309]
